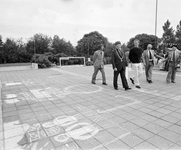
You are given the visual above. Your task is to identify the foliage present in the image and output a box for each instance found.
[76,31,108,57]
[104,42,114,57]
[162,20,175,44]
[104,57,112,64]
[85,61,93,66]
[175,20,181,50]
[26,33,52,55]
[127,34,160,50]
[31,54,52,68]
[1,38,31,63]
[52,35,76,56]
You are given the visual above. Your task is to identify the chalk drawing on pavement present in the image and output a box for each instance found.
[20,105,130,150]
[4,84,103,104]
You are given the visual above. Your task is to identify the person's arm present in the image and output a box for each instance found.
[93,51,97,64]
[154,51,163,59]
[142,51,146,66]
[128,49,132,63]
[111,50,117,71]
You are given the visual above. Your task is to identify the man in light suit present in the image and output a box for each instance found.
[91,44,107,85]
[166,46,181,83]
[111,41,131,90]
[142,44,163,83]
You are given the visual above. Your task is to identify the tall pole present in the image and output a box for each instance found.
[155,0,158,49]
[34,39,36,55]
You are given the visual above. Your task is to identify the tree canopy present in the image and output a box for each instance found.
[76,31,108,57]
[127,34,160,50]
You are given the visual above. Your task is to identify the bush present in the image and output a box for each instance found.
[104,57,111,64]
[31,54,52,68]
[85,61,93,66]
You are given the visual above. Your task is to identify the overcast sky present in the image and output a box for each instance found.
[0,0,181,45]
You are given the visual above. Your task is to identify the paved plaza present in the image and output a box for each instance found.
[0,65,181,150]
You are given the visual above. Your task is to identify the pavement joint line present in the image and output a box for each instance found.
[97,95,140,114]
[91,132,131,150]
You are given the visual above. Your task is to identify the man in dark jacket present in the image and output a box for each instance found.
[129,39,143,89]
[111,41,131,91]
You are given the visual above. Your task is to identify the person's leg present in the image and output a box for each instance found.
[132,64,139,86]
[92,67,99,83]
[166,64,172,83]
[100,68,106,84]
[130,63,135,79]
[113,71,119,88]
[148,64,153,81]
[171,66,176,82]
[125,66,128,80]
[120,68,129,88]
[145,65,149,81]
[138,63,143,77]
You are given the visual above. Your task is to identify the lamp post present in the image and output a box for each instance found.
[34,39,36,55]
[87,42,91,62]
[155,0,158,49]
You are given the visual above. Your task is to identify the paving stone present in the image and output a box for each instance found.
[25,137,55,150]
[55,141,81,150]
[130,117,149,127]
[0,132,3,141]
[94,130,116,144]
[106,126,128,137]
[119,121,140,132]
[161,115,180,124]
[158,129,181,143]
[0,140,4,150]
[105,139,131,150]
[74,137,100,150]
[4,135,28,150]
[153,119,172,128]
[132,128,154,140]
[4,126,24,139]
[167,143,181,150]
[168,124,181,135]
[133,141,159,150]
[147,135,174,150]
[143,123,165,134]
[121,133,144,148]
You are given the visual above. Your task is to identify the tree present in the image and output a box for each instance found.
[52,35,76,56]
[104,42,114,57]
[3,38,18,63]
[26,33,52,55]
[175,20,181,50]
[2,38,31,63]
[162,20,175,46]
[76,31,108,57]
[127,34,160,50]
[0,35,4,63]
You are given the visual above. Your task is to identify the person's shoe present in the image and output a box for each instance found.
[171,81,176,83]
[114,87,118,90]
[135,85,141,89]
[166,81,170,84]
[91,82,96,84]
[102,83,107,85]
[125,87,131,91]
[147,80,153,83]
[130,78,134,84]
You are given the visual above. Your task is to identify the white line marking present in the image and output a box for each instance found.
[97,95,140,114]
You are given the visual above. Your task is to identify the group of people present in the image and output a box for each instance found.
[91,39,181,90]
